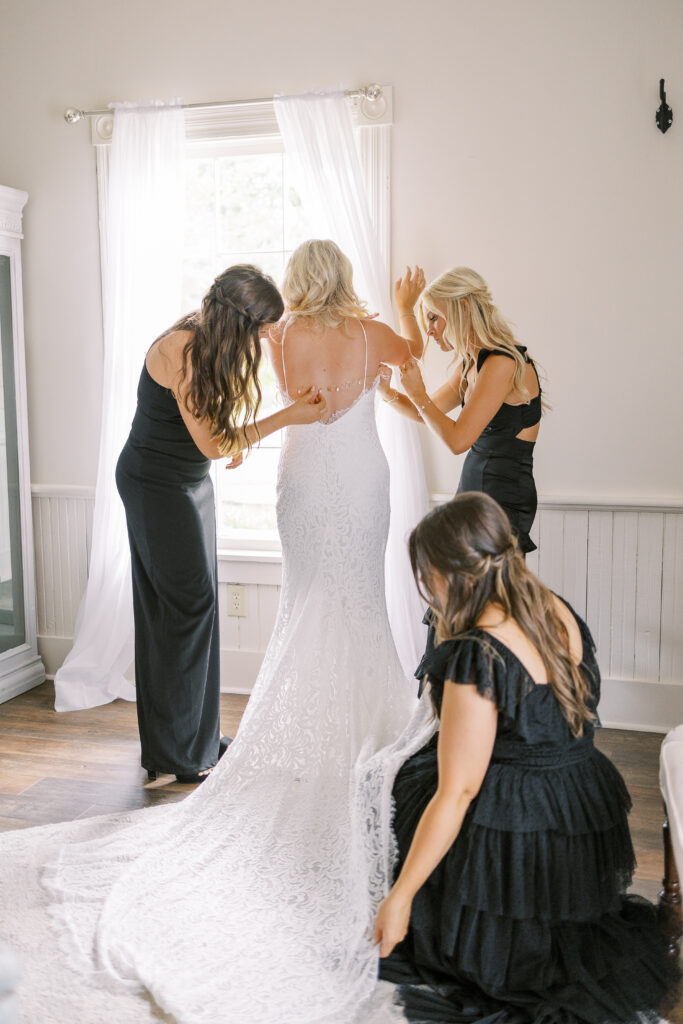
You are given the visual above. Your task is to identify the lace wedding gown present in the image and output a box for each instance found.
[0,361,435,1024]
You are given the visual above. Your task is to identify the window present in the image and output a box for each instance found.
[173,92,391,552]
[182,137,316,549]
[89,93,391,554]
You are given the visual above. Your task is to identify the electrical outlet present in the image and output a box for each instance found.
[226,584,247,618]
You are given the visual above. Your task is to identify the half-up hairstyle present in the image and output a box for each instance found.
[409,492,595,737]
[419,267,533,404]
[165,265,283,452]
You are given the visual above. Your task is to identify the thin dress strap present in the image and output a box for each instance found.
[359,319,368,390]
[280,318,292,397]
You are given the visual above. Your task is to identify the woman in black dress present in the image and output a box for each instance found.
[374,492,678,1023]
[116,265,326,785]
[379,267,541,553]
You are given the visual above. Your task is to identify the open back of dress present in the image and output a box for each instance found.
[273,316,379,422]
[40,320,436,1023]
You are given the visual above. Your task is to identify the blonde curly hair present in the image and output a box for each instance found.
[281,239,368,328]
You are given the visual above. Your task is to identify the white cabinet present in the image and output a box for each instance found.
[0,186,45,701]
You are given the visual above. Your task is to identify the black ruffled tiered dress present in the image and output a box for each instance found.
[380,601,678,1023]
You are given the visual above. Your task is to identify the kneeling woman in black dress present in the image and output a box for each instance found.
[380,267,541,554]
[116,265,326,785]
[374,492,677,1023]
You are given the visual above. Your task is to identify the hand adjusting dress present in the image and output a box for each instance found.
[115,363,220,776]
[380,599,678,1023]
[457,346,540,554]
[7,347,434,1024]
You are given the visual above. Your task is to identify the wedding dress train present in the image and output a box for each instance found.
[0,377,435,1024]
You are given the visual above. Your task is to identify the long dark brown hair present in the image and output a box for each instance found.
[409,492,594,736]
[164,265,283,450]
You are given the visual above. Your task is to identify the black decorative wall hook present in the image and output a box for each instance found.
[656,79,673,134]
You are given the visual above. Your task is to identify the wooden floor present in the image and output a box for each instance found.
[0,683,680,1018]
[0,683,250,827]
[0,681,668,901]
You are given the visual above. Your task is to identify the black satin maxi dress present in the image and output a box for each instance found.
[457,346,540,554]
[115,363,221,777]
[379,600,679,1024]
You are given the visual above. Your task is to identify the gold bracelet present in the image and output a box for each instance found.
[399,311,417,319]
[383,389,400,405]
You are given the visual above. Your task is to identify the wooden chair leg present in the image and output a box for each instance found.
[658,811,682,960]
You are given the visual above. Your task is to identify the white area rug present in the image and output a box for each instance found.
[1,811,175,1024]
[0,812,405,1024]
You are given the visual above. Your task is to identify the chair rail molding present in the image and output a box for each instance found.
[32,484,683,730]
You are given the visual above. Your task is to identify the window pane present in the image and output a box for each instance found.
[284,162,314,251]
[220,445,281,538]
[216,154,284,253]
[182,255,220,313]
[214,250,284,288]
[257,359,282,418]
[183,144,321,546]
[185,158,216,256]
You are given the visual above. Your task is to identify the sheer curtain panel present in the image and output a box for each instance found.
[274,90,429,676]
[54,102,185,711]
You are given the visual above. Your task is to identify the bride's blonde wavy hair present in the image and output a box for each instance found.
[409,492,595,738]
[281,239,368,328]
[419,267,531,403]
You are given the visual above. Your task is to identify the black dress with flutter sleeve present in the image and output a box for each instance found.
[457,346,540,554]
[115,364,221,778]
[379,601,678,1023]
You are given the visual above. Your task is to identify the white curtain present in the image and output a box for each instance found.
[54,102,185,711]
[274,90,429,676]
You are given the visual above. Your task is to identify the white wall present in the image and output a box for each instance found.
[2,0,683,727]
[0,0,681,498]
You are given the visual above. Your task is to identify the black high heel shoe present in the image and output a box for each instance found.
[175,770,212,785]
[219,735,232,759]
[147,768,210,784]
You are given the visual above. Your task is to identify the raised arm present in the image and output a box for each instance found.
[155,330,326,460]
[394,266,426,360]
[177,383,326,460]
[373,681,498,957]
[398,355,515,454]
[378,362,465,423]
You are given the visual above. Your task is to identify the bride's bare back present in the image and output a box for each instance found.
[266,316,413,421]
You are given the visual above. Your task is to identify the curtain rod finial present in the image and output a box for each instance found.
[64,108,84,125]
[363,85,382,102]
[359,85,387,121]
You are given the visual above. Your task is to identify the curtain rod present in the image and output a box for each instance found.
[63,86,383,124]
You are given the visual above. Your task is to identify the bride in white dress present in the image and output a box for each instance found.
[0,240,435,1024]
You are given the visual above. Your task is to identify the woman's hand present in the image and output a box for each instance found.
[373,888,412,958]
[377,363,394,400]
[399,358,428,404]
[224,452,244,470]
[287,386,328,425]
[394,266,426,316]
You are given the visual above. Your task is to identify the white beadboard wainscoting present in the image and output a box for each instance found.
[522,497,683,732]
[31,485,683,731]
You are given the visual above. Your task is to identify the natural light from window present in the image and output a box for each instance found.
[182,139,315,549]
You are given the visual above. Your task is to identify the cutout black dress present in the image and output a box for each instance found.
[458,346,540,553]
[115,363,220,777]
[380,601,678,1023]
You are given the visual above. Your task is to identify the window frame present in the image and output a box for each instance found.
[93,91,392,559]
